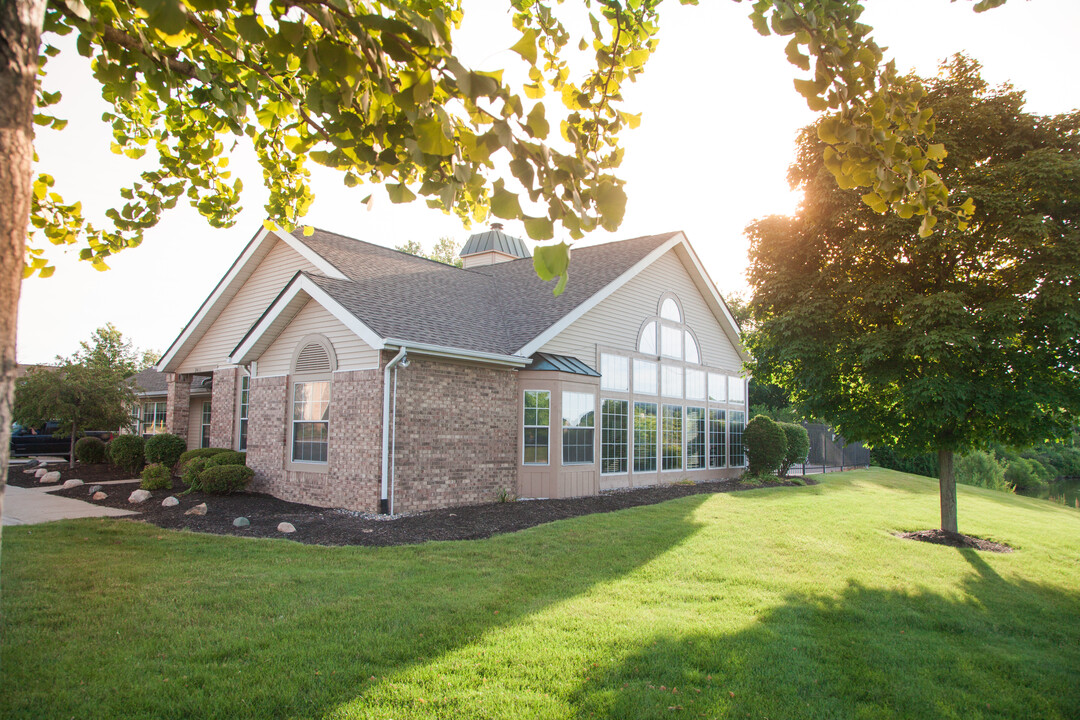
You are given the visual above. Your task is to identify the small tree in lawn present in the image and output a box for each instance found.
[746,56,1080,534]
[13,361,135,468]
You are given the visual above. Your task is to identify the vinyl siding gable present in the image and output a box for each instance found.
[538,248,742,372]
[177,240,318,373]
[257,298,380,375]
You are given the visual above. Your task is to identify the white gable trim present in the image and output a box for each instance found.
[229,275,385,365]
[156,225,348,373]
[515,233,686,357]
[383,338,530,368]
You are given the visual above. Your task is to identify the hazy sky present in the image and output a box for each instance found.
[16,0,1080,364]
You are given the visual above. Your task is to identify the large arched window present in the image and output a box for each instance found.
[637,293,704,365]
[289,335,336,466]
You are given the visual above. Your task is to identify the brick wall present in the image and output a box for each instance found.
[246,375,287,495]
[209,367,238,449]
[165,373,191,442]
[389,356,518,513]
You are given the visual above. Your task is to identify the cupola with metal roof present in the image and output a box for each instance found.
[459,223,531,269]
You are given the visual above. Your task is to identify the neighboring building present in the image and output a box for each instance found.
[155,223,750,514]
[129,369,214,447]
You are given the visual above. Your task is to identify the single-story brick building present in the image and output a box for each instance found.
[155,223,750,513]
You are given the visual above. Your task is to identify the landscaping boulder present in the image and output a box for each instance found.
[61,479,84,490]
[161,496,180,508]
[92,492,107,501]
[87,485,103,495]
[41,471,61,483]
[128,489,152,504]
[23,468,37,475]
[277,522,296,534]
[233,517,250,528]
[185,503,208,516]
[34,468,48,478]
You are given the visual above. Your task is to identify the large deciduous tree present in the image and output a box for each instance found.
[745,55,1080,534]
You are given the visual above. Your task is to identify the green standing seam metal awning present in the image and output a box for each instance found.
[528,353,600,376]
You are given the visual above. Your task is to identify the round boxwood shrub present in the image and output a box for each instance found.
[181,456,211,490]
[108,434,145,474]
[197,464,254,494]
[74,436,107,464]
[744,415,787,476]
[144,433,187,468]
[205,450,246,468]
[778,422,810,477]
[140,463,172,491]
[177,447,231,466]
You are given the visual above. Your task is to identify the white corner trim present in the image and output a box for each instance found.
[273,227,349,280]
[674,239,752,364]
[229,275,385,364]
[515,233,686,358]
[157,226,273,372]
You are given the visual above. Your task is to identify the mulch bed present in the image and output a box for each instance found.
[36,465,815,546]
[6,460,136,488]
[897,529,1014,553]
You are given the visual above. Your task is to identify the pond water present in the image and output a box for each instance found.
[1019,477,1080,510]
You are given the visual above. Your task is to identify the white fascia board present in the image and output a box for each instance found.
[274,227,349,280]
[514,233,686,358]
[229,275,385,364]
[157,225,273,372]
[382,338,530,367]
[674,239,753,365]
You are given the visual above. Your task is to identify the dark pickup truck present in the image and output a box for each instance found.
[10,422,115,457]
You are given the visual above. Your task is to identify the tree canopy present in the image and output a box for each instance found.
[73,322,159,377]
[745,55,1080,531]
[395,235,462,267]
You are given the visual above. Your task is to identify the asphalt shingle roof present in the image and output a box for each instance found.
[289,228,679,357]
[130,368,211,395]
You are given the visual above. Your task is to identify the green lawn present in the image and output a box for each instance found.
[2,468,1078,719]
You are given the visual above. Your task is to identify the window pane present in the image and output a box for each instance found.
[708,373,726,403]
[633,359,657,395]
[728,376,745,403]
[685,331,700,364]
[562,392,595,465]
[601,399,629,474]
[239,376,249,451]
[729,411,746,467]
[292,381,330,463]
[523,390,551,465]
[661,324,682,359]
[661,365,683,398]
[686,407,705,469]
[600,354,629,392]
[201,401,211,449]
[638,321,657,355]
[660,297,682,322]
[633,402,657,473]
[685,368,706,400]
[662,404,683,471]
[709,409,726,468]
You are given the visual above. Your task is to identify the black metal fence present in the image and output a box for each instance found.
[794,423,871,476]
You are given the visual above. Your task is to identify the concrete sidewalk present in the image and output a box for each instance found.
[2,484,137,526]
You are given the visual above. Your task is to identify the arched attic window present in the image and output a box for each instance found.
[289,335,336,466]
[637,293,704,365]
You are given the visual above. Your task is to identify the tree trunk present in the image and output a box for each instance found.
[69,426,76,469]
[0,0,48,527]
[938,448,957,533]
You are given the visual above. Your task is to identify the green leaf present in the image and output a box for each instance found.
[490,184,522,220]
[595,181,627,231]
[510,28,538,65]
[525,103,549,139]
[523,215,553,240]
[926,143,948,162]
[416,118,454,156]
[234,13,268,44]
[387,184,416,204]
[533,242,570,295]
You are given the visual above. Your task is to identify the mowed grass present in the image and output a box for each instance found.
[2,468,1079,720]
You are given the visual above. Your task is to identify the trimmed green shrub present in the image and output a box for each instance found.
[140,463,172,490]
[870,446,938,478]
[744,414,787,476]
[1005,457,1050,493]
[181,457,211,490]
[177,447,231,466]
[778,422,810,476]
[107,434,145,474]
[955,450,1009,491]
[197,464,254,494]
[205,450,246,468]
[74,436,107,464]
[145,433,187,468]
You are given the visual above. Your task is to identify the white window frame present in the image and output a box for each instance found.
[661,365,683,398]
[236,374,250,451]
[685,368,706,401]
[600,398,629,475]
[561,391,596,465]
[728,375,746,404]
[200,401,211,449]
[522,390,551,466]
[708,372,726,403]
[632,358,658,395]
[600,353,629,392]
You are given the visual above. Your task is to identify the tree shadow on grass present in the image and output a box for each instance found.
[568,548,1080,720]
[1,494,713,720]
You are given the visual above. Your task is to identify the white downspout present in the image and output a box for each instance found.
[380,347,408,514]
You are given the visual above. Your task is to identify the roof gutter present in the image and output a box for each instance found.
[382,339,529,368]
